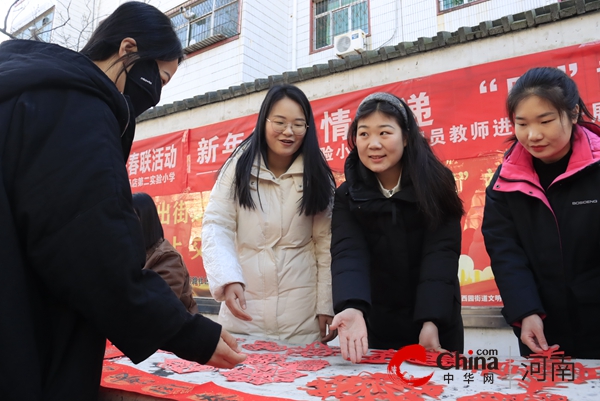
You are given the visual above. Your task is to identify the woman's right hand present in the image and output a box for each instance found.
[224,282,252,321]
[521,314,557,354]
[205,328,246,368]
[330,308,369,363]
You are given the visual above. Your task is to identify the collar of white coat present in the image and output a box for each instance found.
[250,154,304,191]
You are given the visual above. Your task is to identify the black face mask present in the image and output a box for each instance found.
[124,59,162,118]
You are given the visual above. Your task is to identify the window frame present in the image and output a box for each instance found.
[310,0,371,54]
[12,7,55,42]
[437,0,489,15]
[167,0,241,55]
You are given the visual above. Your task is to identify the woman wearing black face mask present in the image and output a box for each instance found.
[124,59,164,118]
[0,2,244,400]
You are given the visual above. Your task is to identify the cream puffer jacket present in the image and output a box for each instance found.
[201,153,334,344]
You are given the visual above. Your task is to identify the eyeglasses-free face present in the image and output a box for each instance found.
[266,118,308,136]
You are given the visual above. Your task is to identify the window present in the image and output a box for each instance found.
[13,8,54,42]
[313,0,368,50]
[170,0,239,53]
[439,0,480,12]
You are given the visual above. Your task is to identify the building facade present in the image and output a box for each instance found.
[9,0,560,104]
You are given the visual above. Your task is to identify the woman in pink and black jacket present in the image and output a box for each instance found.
[482,67,600,359]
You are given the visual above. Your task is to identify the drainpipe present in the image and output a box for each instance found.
[378,0,400,49]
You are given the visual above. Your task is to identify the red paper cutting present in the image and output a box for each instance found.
[221,364,307,385]
[466,346,600,401]
[242,340,287,352]
[243,352,288,365]
[300,372,445,401]
[187,381,296,400]
[157,358,217,374]
[286,341,341,358]
[359,349,397,364]
[102,362,297,400]
[359,349,452,367]
[278,359,330,371]
[104,340,125,360]
[407,351,456,368]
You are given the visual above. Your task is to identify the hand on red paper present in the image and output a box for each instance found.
[419,321,447,353]
[521,314,557,354]
[224,282,252,321]
[330,308,368,363]
[206,328,246,369]
[318,314,337,343]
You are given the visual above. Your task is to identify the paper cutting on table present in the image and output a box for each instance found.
[221,364,307,385]
[359,349,396,364]
[301,372,446,401]
[466,346,600,401]
[242,340,288,352]
[278,359,330,371]
[104,340,125,360]
[157,358,217,374]
[102,362,297,400]
[286,341,341,358]
[243,352,288,365]
[407,351,456,368]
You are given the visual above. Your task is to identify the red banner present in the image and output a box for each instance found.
[189,118,256,192]
[129,41,600,307]
[127,130,189,197]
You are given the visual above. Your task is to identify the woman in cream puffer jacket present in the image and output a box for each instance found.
[202,84,335,344]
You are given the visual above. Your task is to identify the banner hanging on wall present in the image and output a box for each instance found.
[128,41,600,307]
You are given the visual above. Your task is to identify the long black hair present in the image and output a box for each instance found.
[506,67,594,142]
[81,1,183,76]
[132,192,164,250]
[348,94,464,227]
[224,84,334,216]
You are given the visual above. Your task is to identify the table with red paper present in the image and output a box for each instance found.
[99,336,600,401]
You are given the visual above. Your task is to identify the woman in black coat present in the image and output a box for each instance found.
[482,67,600,359]
[330,93,464,363]
[0,3,243,399]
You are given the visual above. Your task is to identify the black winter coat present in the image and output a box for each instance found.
[0,40,221,400]
[482,123,600,359]
[331,151,463,351]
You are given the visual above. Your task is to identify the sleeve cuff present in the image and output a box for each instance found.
[338,300,370,318]
[160,314,222,364]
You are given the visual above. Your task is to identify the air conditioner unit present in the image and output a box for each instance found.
[334,29,366,57]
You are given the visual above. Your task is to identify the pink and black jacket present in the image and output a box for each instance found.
[482,122,600,358]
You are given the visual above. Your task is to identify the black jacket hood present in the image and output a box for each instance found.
[0,39,131,142]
